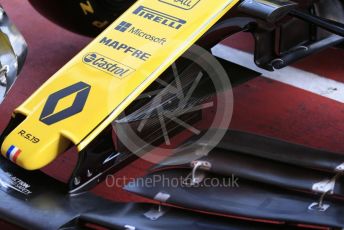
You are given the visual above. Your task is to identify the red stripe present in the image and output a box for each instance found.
[12,150,21,163]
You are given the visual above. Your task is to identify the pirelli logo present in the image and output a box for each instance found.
[159,0,200,10]
[133,6,187,30]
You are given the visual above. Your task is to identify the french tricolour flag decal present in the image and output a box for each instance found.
[6,145,21,163]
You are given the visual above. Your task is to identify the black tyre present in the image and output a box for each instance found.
[29,0,136,37]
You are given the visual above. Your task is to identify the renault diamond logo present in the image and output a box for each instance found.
[40,82,91,125]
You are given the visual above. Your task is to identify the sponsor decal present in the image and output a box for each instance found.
[115,21,132,32]
[99,37,152,61]
[0,173,32,195]
[83,53,135,78]
[40,82,91,125]
[159,0,200,10]
[6,145,21,163]
[132,6,186,30]
[115,21,167,45]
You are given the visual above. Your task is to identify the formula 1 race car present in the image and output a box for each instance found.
[0,0,344,229]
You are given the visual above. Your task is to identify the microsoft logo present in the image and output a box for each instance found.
[115,21,132,32]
